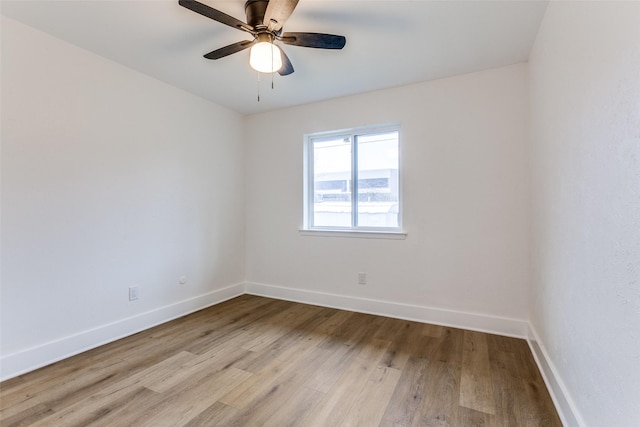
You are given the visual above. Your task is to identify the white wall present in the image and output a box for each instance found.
[1,17,245,379]
[529,2,640,426]
[245,64,531,332]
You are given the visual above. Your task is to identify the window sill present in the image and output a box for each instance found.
[299,229,407,240]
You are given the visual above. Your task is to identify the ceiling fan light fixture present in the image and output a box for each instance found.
[249,40,282,73]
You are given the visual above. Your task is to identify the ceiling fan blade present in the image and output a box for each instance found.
[278,48,294,76]
[280,32,346,49]
[263,0,299,33]
[179,0,254,33]
[204,40,255,60]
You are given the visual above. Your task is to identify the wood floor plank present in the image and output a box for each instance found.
[316,312,384,351]
[64,387,165,427]
[136,367,252,427]
[459,330,496,415]
[411,362,461,427]
[0,357,124,420]
[229,369,327,426]
[0,403,55,427]
[493,335,561,426]
[218,335,329,410]
[239,303,324,352]
[458,406,494,426]
[301,338,392,427]
[304,311,391,394]
[488,347,521,426]
[430,327,465,365]
[220,348,332,426]
[339,365,403,427]
[422,323,445,338]
[26,351,197,426]
[142,345,252,393]
[411,330,465,427]
[233,307,341,374]
[261,386,325,427]
[0,296,561,427]
[304,341,355,393]
[183,297,293,355]
[381,337,436,426]
[379,320,425,370]
[309,307,353,336]
[379,421,409,427]
[182,402,240,427]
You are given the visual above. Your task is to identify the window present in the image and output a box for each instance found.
[304,125,401,232]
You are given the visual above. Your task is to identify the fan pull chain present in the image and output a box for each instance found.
[257,71,261,102]
[271,42,275,90]
[256,41,278,103]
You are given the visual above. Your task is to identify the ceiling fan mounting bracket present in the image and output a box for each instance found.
[245,0,269,29]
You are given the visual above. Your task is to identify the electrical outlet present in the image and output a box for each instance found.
[129,286,139,301]
[358,272,367,285]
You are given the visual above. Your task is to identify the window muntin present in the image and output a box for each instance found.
[305,125,401,231]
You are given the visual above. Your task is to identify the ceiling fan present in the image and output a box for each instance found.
[178,0,346,75]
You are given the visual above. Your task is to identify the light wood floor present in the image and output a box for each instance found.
[0,295,561,426]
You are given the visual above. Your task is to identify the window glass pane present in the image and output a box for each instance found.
[312,136,352,227]
[356,131,399,228]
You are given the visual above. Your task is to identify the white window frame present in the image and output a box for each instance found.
[302,124,405,238]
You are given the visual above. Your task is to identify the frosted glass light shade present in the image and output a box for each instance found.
[249,42,282,73]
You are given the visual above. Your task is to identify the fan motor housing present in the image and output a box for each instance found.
[245,0,269,28]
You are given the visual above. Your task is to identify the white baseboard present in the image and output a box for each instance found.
[527,324,585,427]
[0,283,244,381]
[244,281,529,338]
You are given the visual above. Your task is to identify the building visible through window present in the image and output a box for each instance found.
[305,125,401,231]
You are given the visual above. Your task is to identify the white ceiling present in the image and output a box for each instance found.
[1,0,548,115]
